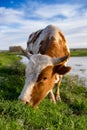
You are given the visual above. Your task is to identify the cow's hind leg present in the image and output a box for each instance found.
[55,75,62,101]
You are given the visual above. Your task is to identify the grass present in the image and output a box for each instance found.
[0,51,87,130]
[70,49,87,56]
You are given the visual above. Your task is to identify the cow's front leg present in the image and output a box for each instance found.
[55,75,62,101]
[49,90,56,104]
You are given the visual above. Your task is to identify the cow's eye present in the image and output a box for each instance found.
[43,77,47,80]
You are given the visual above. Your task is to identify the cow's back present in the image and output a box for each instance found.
[27,25,70,58]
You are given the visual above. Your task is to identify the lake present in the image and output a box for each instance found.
[68,57,87,87]
[21,56,87,87]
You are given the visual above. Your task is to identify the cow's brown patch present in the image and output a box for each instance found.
[59,32,70,57]
[53,65,71,75]
[39,37,50,54]
[30,66,55,107]
[59,32,66,43]
[39,33,70,58]
[30,65,71,107]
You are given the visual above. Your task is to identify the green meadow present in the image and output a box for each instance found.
[0,51,87,130]
[70,48,87,56]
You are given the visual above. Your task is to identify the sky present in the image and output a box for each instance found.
[0,0,87,50]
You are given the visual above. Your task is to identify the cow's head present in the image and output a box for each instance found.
[18,53,71,107]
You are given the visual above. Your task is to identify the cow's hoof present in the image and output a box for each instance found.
[55,95,61,101]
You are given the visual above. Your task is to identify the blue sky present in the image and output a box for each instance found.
[0,0,87,49]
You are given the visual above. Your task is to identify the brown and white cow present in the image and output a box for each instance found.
[19,25,71,108]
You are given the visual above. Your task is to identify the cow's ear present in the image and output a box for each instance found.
[53,65,71,75]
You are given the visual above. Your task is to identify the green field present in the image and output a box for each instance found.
[70,48,87,56]
[0,52,87,130]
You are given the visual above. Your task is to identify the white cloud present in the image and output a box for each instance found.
[0,7,24,25]
[35,4,80,18]
[0,2,87,50]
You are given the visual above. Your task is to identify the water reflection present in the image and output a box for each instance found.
[68,57,87,87]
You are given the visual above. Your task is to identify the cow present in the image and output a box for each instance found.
[19,25,71,108]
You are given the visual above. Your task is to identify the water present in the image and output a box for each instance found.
[67,57,87,87]
[21,56,87,87]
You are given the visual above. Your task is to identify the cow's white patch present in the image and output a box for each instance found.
[54,74,59,83]
[18,54,54,102]
[18,78,35,103]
